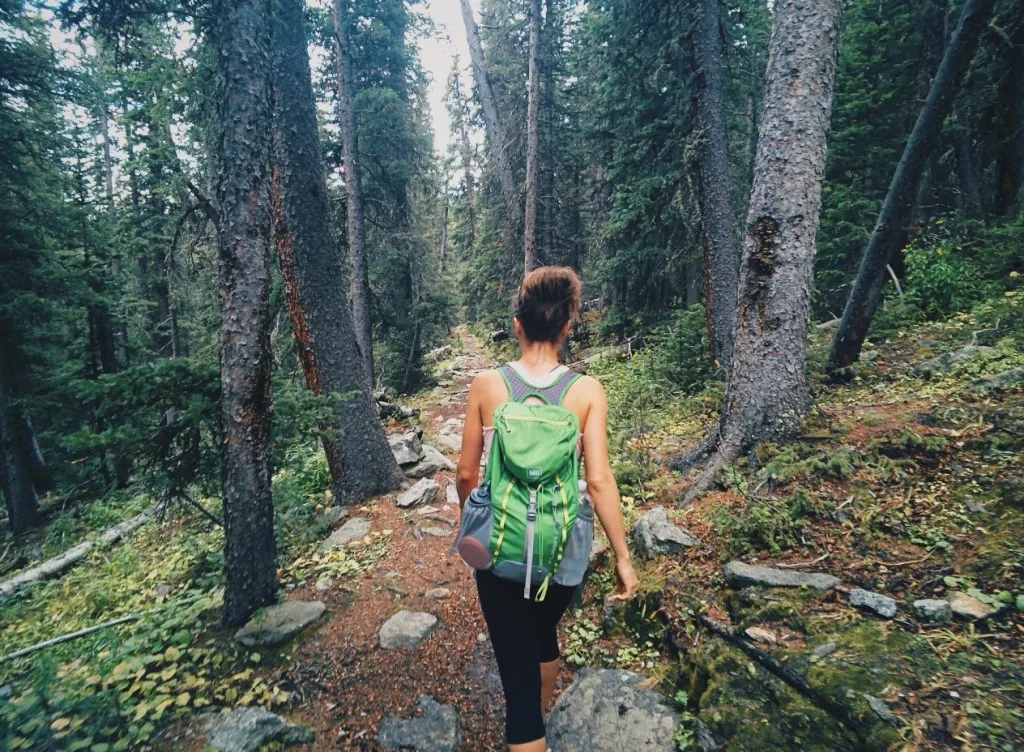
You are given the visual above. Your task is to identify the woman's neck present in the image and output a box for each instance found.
[516,340,562,374]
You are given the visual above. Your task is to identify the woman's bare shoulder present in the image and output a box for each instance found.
[469,368,506,395]
[572,373,605,398]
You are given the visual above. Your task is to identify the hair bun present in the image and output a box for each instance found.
[514,266,582,345]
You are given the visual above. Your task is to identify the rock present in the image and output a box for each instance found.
[397,478,440,508]
[377,695,460,752]
[439,418,462,434]
[319,506,348,527]
[970,367,1024,393]
[947,591,996,621]
[425,587,451,600]
[234,600,326,647]
[379,610,439,649]
[864,695,897,725]
[399,405,420,419]
[417,505,440,515]
[590,536,609,563]
[319,517,371,551]
[315,577,333,593]
[491,329,508,343]
[390,431,424,466]
[404,445,456,478]
[913,598,953,624]
[546,669,680,752]
[744,626,778,644]
[695,719,720,752]
[445,484,459,506]
[420,526,451,538]
[438,433,463,453]
[0,685,12,702]
[154,583,173,599]
[723,561,840,591]
[427,345,453,362]
[631,507,698,559]
[848,588,898,618]
[200,708,314,752]
[811,642,838,659]
[477,632,487,644]
[914,345,995,376]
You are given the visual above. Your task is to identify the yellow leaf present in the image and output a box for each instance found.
[50,717,71,731]
[1010,271,1020,278]
[175,692,190,707]
[164,646,182,661]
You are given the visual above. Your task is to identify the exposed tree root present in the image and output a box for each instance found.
[0,610,154,663]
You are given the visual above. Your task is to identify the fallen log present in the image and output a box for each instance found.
[0,610,154,663]
[0,507,156,597]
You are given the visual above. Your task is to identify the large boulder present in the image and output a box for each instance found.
[397,478,440,509]
[377,695,461,752]
[913,345,995,376]
[199,708,314,752]
[547,669,680,752]
[404,445,456,478]
[970,367,1024,392]
[632,507,698,559]
[319,517,371,551]
[234,600,325,647]
[390,430,424,466]
[379,610,439,649]
[723,561,840,591]
[438,433,463,454]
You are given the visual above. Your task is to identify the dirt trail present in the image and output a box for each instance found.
[287,330,527,751]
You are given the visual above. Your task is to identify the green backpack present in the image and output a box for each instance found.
[455,365,594,601]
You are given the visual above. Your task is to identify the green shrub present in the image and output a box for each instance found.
[648,305,714,394]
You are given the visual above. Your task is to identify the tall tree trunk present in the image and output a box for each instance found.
[829,0,995,370]
[213,0,278,628]
[438,195,450,276]
[952,105,983,221]
[332,0,374,387]
[994,18,1024,217]
[541,0,558,262]
[270,0,403,505]
[458,122,477,244]
[100,103,130,366]
[0,351,41,535]
[673,0,843,504]
[693,0,741,373]
[460,0,522,243]
[524,0,542,272]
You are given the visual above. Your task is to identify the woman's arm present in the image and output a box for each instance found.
[455,374,486,507]
[580,377,638,600]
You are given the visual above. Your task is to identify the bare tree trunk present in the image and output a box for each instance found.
[0,352,40,535]
[459,123,477,244]
[438,195,450,276]
[693,0,741,373]
[460,0,522,243]
[213,0,278,628]
[994,18,1024,217]
[524,0,542,272]
[673,0,843,505]
[270,0,403,506]
[332,0,374,388]
[952,105,983,221]
[829,0,995,371]
[541,0,558,262]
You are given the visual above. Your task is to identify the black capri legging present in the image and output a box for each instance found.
[475,568,577,745]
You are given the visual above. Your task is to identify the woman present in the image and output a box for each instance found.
[455,266,639,752]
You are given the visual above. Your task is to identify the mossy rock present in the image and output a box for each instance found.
[680,616,939,751]
[725,586,823,632]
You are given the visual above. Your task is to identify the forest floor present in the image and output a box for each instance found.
[2,314,1023,752]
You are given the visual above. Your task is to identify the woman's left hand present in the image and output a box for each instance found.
[611,557,639,601]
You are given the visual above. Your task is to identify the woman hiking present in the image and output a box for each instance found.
[454,266,639,752]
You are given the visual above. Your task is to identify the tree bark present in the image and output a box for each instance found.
[828,0,995,370]
[460,0,522,241]
[994,18,1024,217]
[952,105,983,221]
[438,195,450,276]
[673,0,843,504]
[693,0,741,373]
[269,0,403,506]
[332,0,374,388]
[524,0,542,272]
[213,0,278,628]
[0,354,40,535]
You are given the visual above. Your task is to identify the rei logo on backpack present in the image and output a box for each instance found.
[455,365,594,601]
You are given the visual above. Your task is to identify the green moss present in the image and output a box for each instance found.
[725,586,822,632]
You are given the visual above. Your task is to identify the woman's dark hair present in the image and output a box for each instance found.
[514,266,582,344]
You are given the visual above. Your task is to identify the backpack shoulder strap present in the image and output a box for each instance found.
[499,365,581,405]
[540,370,582,406]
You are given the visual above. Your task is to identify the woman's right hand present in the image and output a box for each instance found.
[611,557,639,601]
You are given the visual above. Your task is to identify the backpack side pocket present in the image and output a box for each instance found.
[453,486,495,570]
[553,493,593,586]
